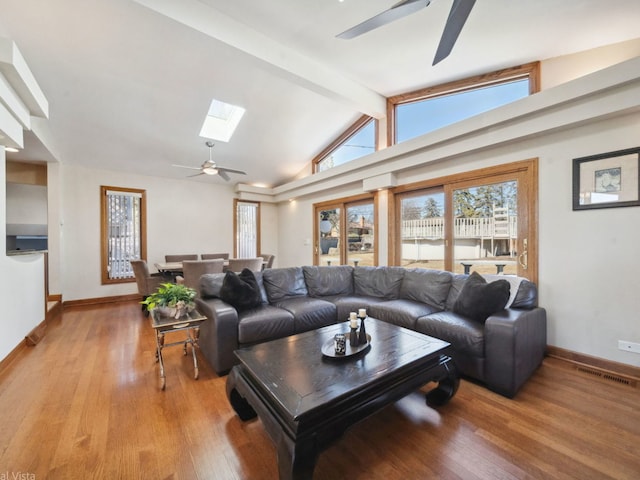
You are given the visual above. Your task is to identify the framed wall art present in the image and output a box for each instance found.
[572,147,640,210]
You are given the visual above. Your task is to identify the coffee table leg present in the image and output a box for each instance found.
[425,356,459,406]
[226,367,257,421]
[276,435,318,480]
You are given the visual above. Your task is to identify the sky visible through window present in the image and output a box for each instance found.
[396,79,530,143]
[318,119,375,172]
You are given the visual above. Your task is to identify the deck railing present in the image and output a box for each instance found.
[401,216,517,239]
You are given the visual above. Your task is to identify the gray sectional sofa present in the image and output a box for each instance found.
[195,265,546,397]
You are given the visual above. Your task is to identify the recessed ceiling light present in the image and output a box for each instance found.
[199,99,245,142]
[5,147,19,153]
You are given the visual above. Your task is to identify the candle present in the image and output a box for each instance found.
[358,308,367,318]
[350,312,357,320]
[350,318,358,328]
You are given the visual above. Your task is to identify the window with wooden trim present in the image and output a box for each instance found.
[314,193,378,267]
[234,200,260,258]
[389,159,538,283]
[100,186,147,284]
[313,115,377,173]
[387,62,540,145]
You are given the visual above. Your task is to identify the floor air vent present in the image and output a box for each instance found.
[575,366,636,388]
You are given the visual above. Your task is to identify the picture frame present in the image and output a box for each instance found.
[572,147,640,210]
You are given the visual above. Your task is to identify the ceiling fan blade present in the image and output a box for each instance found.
[172,164,202,170]
[187,172,205,177]
[432,0,476,65]
[218,170,231,182]
[337,0,430,39]
[217,166,247,175]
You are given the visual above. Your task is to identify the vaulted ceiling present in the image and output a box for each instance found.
[1,0,639,187]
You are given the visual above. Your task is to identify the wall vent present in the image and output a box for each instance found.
[575,366,636,388]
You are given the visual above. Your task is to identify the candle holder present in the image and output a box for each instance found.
[358,315,367,345]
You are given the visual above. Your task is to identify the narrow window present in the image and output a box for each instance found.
[235,200,260,258]
[100,186,146,284]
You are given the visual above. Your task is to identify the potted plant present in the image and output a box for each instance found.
[141,282,197,319]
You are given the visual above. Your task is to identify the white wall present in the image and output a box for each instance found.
[0,148,45,360]
[5,183,47,225]
[259,202,279,267]
[61,164,237,301]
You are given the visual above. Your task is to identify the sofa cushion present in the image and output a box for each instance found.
[237,305,295,344]
[399,269,452,310]
[220,269,264,311]
[453,271,510,322]
[303,265,354,297]
[353,266,405,300]
[323,295,388,322]
[263,267,308,302]
[368,299,440,330]
[416,311,485,358]
[511,279,538,309]
[199,272,226,299]
[271,297,336,333]
[445,274,468,311]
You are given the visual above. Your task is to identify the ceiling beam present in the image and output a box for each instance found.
[132,0,387,119]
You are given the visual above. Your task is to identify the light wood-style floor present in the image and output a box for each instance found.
[1,301,638,479]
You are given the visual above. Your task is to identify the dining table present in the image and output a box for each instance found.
[154,259,267,276]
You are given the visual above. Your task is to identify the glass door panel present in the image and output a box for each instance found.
[346,202,374,267]
[452,180,518,275]
[317,207,341,266]
[398,190,445,269]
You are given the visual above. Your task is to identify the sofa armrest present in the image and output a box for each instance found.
[195,297,240,375]
[484,307,547,397]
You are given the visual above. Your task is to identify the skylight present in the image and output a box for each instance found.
[199,99,245,142]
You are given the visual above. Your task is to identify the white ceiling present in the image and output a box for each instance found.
[1,0,639,187]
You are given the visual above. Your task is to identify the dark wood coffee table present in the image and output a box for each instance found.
[226,318,459,480]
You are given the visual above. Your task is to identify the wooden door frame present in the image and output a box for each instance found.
[389,159,538,283]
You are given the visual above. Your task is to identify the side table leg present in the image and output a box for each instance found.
[156,332,166,390]
[190,330,199,380]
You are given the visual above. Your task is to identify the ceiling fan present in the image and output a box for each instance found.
[336,0,476,65]
[172,141,246,181]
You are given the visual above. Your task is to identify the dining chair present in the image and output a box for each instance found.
[130,259,167,315]
[227,257,264,273]
[176,259,225,290]
[258,253,275,270]
[201,253,230,260]
[165,254,198,262]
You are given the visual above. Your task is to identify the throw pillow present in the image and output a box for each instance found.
[453,271,510,323]
[220,268,263,311]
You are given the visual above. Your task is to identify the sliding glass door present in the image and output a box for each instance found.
[392,160,537,281]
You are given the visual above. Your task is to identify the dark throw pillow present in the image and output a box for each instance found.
[453,271,511,323]
[220,268,263,311]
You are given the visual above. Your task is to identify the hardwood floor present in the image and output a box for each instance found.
[1,301,638,479]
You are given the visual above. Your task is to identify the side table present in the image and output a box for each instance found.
[150,308,207,390]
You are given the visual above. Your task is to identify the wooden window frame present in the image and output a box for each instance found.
[389,159,538,283]
[100,185,147,285]
[313,192,378,266]
[312,115,378,174]
[386,62,541,146]
[233,199,261,258]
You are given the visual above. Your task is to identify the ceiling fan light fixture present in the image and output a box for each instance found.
[202,166,218,175]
